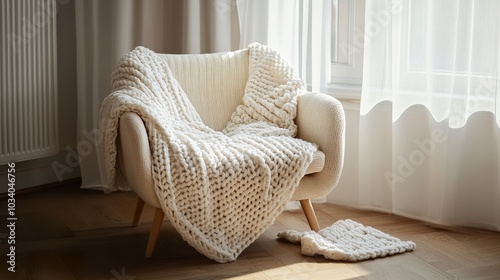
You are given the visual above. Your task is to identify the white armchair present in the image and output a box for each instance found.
[115,48,345,258]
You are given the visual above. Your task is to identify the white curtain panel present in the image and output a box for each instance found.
[359,0,500,230]
[75,0,238,189]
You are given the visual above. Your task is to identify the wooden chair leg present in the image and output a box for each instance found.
[132,197,145,227]
[145,208,165,258]
[300,199,320,231]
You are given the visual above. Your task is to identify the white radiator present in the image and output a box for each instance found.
[1,0,59,164]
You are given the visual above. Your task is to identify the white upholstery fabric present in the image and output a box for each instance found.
[161,50,249,131]
[291,92,345,200]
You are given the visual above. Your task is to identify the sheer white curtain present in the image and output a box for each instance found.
[75,0,239,189]
[360,0,500,230]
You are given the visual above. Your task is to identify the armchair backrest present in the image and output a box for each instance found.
[162,49,249,131]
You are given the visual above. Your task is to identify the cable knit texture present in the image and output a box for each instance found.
[278,219,416,261]
[100,43,318,262]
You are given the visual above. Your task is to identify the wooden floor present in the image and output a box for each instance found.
[1,182,500,280]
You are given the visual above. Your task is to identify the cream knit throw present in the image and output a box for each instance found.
[278,219,416,261]
[100,43,317,263]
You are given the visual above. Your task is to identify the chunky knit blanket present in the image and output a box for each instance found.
[278,219,416,261]
[100,43,318,262]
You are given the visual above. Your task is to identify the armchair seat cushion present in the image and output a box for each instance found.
[305,150,325,175]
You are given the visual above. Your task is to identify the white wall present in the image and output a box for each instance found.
[0,0,80,193]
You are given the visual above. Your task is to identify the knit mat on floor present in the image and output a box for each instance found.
[277,219,416,262]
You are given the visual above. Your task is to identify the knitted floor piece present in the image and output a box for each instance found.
[100,43,317,263]
[278,219,416,262]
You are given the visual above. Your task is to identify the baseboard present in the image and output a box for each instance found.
[0,177,82,199]
[0,148,81,194]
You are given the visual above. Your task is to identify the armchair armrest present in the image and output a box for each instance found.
[118,112,161,208]
[291,92,346,200]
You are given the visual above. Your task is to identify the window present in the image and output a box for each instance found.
[328,0,365,98]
